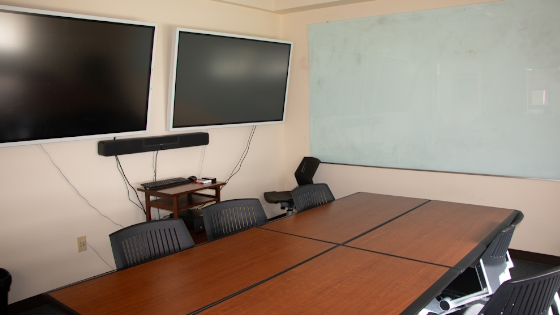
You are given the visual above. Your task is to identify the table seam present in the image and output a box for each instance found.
[342,245,453,269]
[257,226,338,245]
[188,244,340,315]
[340,199,431,246]
[260,199,432,246]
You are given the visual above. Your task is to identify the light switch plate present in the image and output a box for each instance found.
[77,236,87,252]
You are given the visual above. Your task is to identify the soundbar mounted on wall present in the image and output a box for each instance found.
[98,133,209,156]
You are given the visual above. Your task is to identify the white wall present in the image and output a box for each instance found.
[281,0,560,257]
[0,0,284,303]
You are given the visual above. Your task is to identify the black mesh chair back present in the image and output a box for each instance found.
[294,157,321,186]
[481,211,524,265]
[478,266,560,315]
[203,199,267,241]
[109,219,194,270]
[291,183,335,213]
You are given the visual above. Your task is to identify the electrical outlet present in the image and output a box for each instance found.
[77,236,87,252]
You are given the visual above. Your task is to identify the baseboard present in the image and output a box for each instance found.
[268,213,286,222]
[7,294,48,315]
[509,249,560,266]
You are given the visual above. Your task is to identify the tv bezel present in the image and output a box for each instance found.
[167,28,293,132]
[0,5,158,148]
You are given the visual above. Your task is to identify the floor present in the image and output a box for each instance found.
[17,259,557,315]
[509,260,553,279]
[20,306,65,315]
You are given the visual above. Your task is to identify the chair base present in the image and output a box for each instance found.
[418,252,513,315]
[280,201,295,215]
[440,292,560,315]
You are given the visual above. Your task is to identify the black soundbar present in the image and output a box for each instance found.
[98,133,209,156]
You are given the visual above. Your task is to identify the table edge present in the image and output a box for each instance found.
[43,293,80,315]
[402,209,523,314]
[453,209,522,271]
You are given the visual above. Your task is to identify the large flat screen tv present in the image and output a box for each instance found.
[168,28,292,131]
[0,5,157,147]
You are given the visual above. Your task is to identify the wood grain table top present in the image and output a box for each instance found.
[346,200,516,268]
[261,192,428,244]
[200,246,457,315]
[48,228,334,315]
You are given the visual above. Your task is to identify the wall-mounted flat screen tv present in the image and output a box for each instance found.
[168,28,292,131]
[0,5,157,147]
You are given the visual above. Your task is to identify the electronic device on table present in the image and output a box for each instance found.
[194,177,216,184]
[168,28,293,131]
[0,5,157,148]
[140,176,197,190]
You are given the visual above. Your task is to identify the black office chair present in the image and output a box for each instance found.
[202,198,267,241]
[290,183,335,213]
[109,219,194,270]
[424,211,525,314]
[450,266,560,315]
[264,157,321,215]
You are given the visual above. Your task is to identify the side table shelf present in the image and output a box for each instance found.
[137,181,226,222]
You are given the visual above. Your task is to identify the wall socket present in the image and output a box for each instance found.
[77,236,87,252]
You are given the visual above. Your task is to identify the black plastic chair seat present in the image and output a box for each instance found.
[264,191,293,204]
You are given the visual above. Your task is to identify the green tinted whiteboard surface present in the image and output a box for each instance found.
[309,0,560,180]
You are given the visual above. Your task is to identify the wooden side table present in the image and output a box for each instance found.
[137,181,226,222]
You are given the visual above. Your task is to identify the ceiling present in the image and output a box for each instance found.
[211,0,377,14]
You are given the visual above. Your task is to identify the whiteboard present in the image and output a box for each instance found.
[309,0,560,180]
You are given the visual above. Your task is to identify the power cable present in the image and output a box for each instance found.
[152,150,160,219]
[115,156,146,214]
[198,138,207,178]
[39,144,124,229]
[41,144,118,273]
[88,243,115,271]
[222,126,256,190]
[153,151,159,182]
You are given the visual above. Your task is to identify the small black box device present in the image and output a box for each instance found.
[179,209,204,230]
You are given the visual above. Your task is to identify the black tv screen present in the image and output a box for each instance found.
[0,6,156,146]
[168,29,292,130]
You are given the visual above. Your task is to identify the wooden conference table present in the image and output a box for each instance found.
[47,192,518,315]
